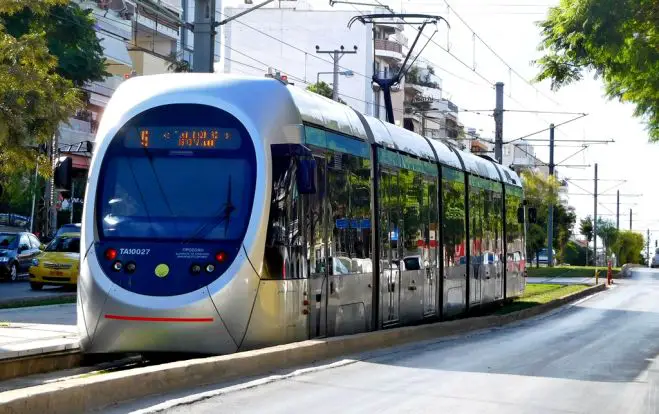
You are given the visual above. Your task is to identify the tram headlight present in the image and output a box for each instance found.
[125,262,136,274]
[112,261,123,272]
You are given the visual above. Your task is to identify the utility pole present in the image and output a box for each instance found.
[630,208,633,230]
[648,229,651,267]
[422,114,427,138]
[315,45,358,101]
[547,123,555,267]
[616,189,620,230]
[494,82,504,164]
[192,0,216,73]
[594,163,598,267]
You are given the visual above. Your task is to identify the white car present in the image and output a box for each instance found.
[651,248,659,268]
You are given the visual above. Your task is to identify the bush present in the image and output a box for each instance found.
[563,241,590,266]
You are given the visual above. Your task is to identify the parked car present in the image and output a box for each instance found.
[535,248,557,266]
[55,223,81,237]
[651,248,659,268]
[28,232,81,290]
[0,231,43,281]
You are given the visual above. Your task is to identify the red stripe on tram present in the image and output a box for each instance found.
[104,314,214,323]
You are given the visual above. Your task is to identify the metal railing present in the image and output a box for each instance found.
[374,39,402,54]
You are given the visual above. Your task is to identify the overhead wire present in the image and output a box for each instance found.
[440,0,562,107]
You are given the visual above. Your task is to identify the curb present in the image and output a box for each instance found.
[0,350,81,382]
[0,283,607,414]
[0,294,76,309]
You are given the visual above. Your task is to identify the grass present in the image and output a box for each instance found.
[0,295,76,310]
[527,265,621,279]
[496,283,591,314]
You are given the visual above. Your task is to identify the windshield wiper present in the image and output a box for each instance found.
[182,175,237,243]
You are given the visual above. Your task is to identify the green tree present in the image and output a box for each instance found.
[168,52,191,73]
[2,1,108,86]
[306,81,347,104]
[527,223,547,267]
[553,203,576,262]
[596,218,619,257]
[613,230,644,264]
[535,0,659,140]
[563,240,589,265]
[579,216,594,265]
[0,1,83,184]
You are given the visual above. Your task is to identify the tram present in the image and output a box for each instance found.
[77,74,528,355]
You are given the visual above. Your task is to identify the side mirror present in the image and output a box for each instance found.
[517,207,524,224]
[528,207,537,224]
[296,158,317,194]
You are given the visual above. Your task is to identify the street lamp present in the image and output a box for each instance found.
[316,70,354,84]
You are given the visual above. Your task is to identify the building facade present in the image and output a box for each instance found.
[221,3,408,125]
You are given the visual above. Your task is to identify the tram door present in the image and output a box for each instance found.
[307,155,328,338]
[423,177,439,317]
[380,171,401,325]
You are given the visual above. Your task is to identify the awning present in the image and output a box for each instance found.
[97,32,133,71]
[89,92,110,108]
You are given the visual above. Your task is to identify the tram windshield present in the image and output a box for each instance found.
[99,155,253,241]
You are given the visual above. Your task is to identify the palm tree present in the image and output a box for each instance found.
[579,216,593,265]
[167,53,191,73]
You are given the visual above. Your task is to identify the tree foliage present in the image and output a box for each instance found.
[563,240,590,265]
[521,170,577,264]
[521,170,560,206]
[535,0,659,140]
[2,1,107,87]
[613,230,644,264]
[0,1,86,184]
[595,218,619,256]
[306,81,347,104]
[168,53,191,73]
[579,216,594,243]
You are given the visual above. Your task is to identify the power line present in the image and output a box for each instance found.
[505,113,590,144]
[440,0,563,107]
[366,0,495,87]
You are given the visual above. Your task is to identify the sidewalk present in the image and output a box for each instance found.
[0,304,79,360]
[526,276,602,285]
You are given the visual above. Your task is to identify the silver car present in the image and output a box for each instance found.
[651,248,659,268]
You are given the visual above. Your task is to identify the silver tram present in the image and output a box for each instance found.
[78,74,527,355]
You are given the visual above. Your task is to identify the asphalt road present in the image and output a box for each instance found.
[0,280,73,303]
[112,268,659,414]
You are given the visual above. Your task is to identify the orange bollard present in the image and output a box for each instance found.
[607,260,613,285]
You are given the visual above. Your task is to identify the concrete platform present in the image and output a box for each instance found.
[526,276,602,285]
[0,304,79,360]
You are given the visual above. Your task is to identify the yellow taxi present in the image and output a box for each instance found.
[28,232,80,290]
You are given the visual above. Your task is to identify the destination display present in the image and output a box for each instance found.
[124,127,241,150]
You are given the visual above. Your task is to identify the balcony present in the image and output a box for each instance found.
[375,39,403,61]
[59,118,95,146]
[128,49,171,75]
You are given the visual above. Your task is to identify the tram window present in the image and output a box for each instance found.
[379,170,402,274]
[469,184,484,259]
[401,169,422,260]
[505,188,524,271]
[264,155,307,279]
[327,152,372,275]
[442,169,466,278]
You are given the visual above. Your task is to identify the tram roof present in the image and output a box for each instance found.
[288,84,522,184]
